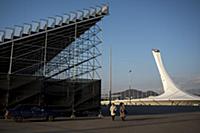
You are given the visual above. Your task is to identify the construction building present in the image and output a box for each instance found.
[0,4,108,116]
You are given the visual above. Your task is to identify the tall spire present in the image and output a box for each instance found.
[152,49,179,93]
[152,49,200,100]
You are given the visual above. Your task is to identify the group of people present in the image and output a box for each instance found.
[110,102,126,121]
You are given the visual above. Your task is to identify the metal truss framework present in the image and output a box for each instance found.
[0,5,108,81]
[0,5,108,111]
[45,24,102,80]
[0,24,102,81]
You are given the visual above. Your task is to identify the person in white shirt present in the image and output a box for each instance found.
[110,103,117,121]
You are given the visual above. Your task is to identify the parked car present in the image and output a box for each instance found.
[7,104,66,122]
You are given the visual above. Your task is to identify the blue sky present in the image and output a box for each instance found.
[0,0,200,94]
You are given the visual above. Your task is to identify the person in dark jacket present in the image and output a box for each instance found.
[120,102,126,121]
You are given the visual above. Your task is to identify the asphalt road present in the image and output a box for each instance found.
[0,112,200,133]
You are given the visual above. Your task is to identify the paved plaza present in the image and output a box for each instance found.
[0,112,200,133]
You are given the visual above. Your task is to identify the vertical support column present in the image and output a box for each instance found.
[86,30,89,79]
[43,32,48,77]
[92,26,95,80]
[8,41,14,75]
[6,41,14,107]
[99,22,103,117]
[40,31,48,106]
[71,23,77,118]
[91,26,95,97]
[73,24,77,78]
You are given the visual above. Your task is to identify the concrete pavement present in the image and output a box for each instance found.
[0,112,200,133]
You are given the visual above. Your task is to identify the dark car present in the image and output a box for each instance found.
[7,104,66,122]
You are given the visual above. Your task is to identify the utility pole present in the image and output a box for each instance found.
[109,46,112,107]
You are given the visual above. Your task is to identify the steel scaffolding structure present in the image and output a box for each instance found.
[0,5,108,79]
[0,4,108,116]
[45,24,102,80]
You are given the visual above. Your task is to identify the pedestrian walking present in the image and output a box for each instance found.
[110,103,117,121]
[120,102,126,121]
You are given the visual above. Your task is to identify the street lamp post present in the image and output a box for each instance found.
[128,70,132,101]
